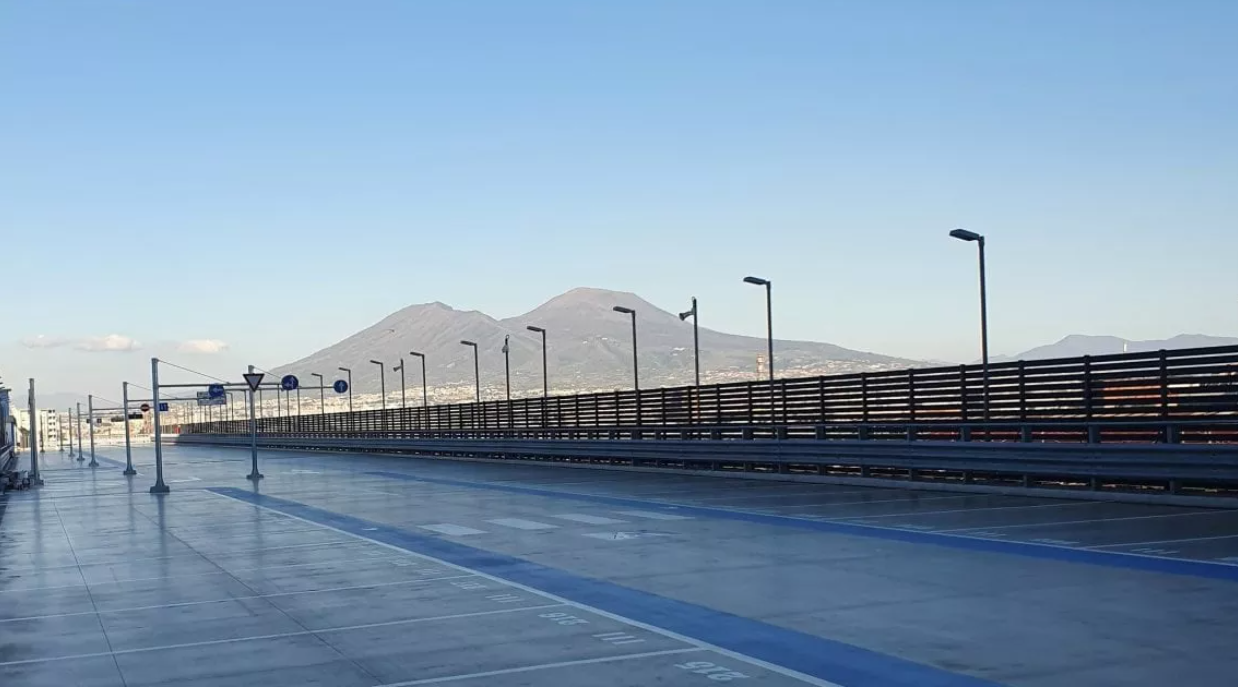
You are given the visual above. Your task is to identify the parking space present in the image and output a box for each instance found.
[2,443,1236,686]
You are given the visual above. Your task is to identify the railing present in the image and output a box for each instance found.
[185,345,1238,444]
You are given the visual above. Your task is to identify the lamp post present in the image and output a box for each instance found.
[612,306,639,390]
[369,360,386,411]
[67,407,75,457]
[338,367,353,412]
[950,228,990,420]
[502,336,511,401]
[409,351,428,409]
[394,359,407,408]
[678,297,700,387]
[311,373,325,415]
[75,403,84,461]
[460,341,480,402]
[743,277,774,381]
[526,326,548,397]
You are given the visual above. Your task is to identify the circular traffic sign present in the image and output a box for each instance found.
[280,374,299,391]
[140,403,151,412]
[333,379,349,394]
[208,383,226,399]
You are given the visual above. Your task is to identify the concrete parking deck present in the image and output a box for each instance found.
[3,445,1237,686]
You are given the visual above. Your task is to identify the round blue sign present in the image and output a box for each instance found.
[280,374,299,391]
[333,379,349,394]
[207,383,226,399]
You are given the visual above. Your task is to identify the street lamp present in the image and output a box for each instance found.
[678,297,700,386]
[369,360,386,411]
[743,276,774,381]
[501,336,511,401]
[526,326,548,397]
[612,306,639,390]
[950,228,990,420]
[394,358,407,408]
[338,367,353,412]
[311,372,324,415]
[409,351,428,409]
[460,340,480,402]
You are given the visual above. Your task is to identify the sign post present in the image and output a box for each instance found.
[87,395,98,467]
[245,367,265,481]
[122,382,136,476]
[75,403,85,461]
[149,358,170,494]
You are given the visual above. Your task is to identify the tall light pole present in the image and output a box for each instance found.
[743,276,774,381]
[950,228,990,420]
[75,402,84,461]
[502,336,511,401]
[67,406,75,457]
[526,326,548,397]
[370,359,386,411]
[612,306,639,390]
[679,297,700,386]
[394,358,407,408]
[338,366,353,412]
[311,372,325,415]
[460,341,480,402]
[409,351,428,409]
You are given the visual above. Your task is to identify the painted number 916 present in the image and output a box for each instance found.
[538,612,590,626]
[675,661,750,681]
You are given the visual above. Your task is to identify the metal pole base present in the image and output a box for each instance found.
[76,455,85,462]
[246,472,265,481]
[30,477,44,486]
[88,459,99,467]
[123,468,137,476]
[149,483,171,494]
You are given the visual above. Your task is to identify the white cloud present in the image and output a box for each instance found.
[177,339,230,354]
[76,335,141,352]
[20,335,70,349]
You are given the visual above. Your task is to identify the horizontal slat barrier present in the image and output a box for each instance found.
[184,345,1238,441]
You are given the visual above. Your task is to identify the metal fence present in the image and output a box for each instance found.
[185,344,1238,444]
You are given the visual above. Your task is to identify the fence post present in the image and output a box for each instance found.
[959,365,969,423]
[860,373,869,424]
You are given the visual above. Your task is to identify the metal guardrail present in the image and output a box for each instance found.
[178,420,1238,498]
[184,345,1238,440]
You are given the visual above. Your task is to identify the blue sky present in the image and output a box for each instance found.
[2,1,1236,394]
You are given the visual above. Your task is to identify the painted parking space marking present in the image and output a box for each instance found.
[487,518,558,530]
[617,510,691,521]
[210,486,1004,687]
[551,513,629,525]
[362,469,1238,582]
[1089,533,1238,549]
[419,524,487,536]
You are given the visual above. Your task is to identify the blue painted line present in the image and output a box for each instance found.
[364,470,1238,583]
[209,486,1000,687]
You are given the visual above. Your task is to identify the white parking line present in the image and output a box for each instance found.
[844,500,1099,520]
[419,524,487,536]
[551,513,628,525]
[215,493,840,687]
[377,648,706,686]
[937,509,1236,533]
[1089,533,1238,549]
[616,510,691,521]
[487,518,558,531]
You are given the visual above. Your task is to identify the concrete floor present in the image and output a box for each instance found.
[2,444,1237,687]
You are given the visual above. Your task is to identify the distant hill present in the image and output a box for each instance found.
[273,287,919,400]
[993,334,1238,362]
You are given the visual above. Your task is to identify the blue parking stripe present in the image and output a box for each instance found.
[209,486,1002,687]
[364,469,1238,583]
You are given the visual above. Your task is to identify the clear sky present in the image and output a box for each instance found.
[2,0,1236,396]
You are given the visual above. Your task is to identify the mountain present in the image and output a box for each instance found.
[993,334,1238,362]
[272,287,918,401]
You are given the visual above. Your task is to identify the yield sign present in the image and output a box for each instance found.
[243,372,265,392]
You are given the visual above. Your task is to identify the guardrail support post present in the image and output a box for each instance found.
[857,425,869,440]
[1020,425,1032,443]
[1164,424,1179,444]
[775,426,788,440]
[960,426,971,442]
[814,425,826,440]
[1087,425,1100,444]
[742,427,754,441]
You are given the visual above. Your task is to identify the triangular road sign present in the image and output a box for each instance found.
[243,372,265,392]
